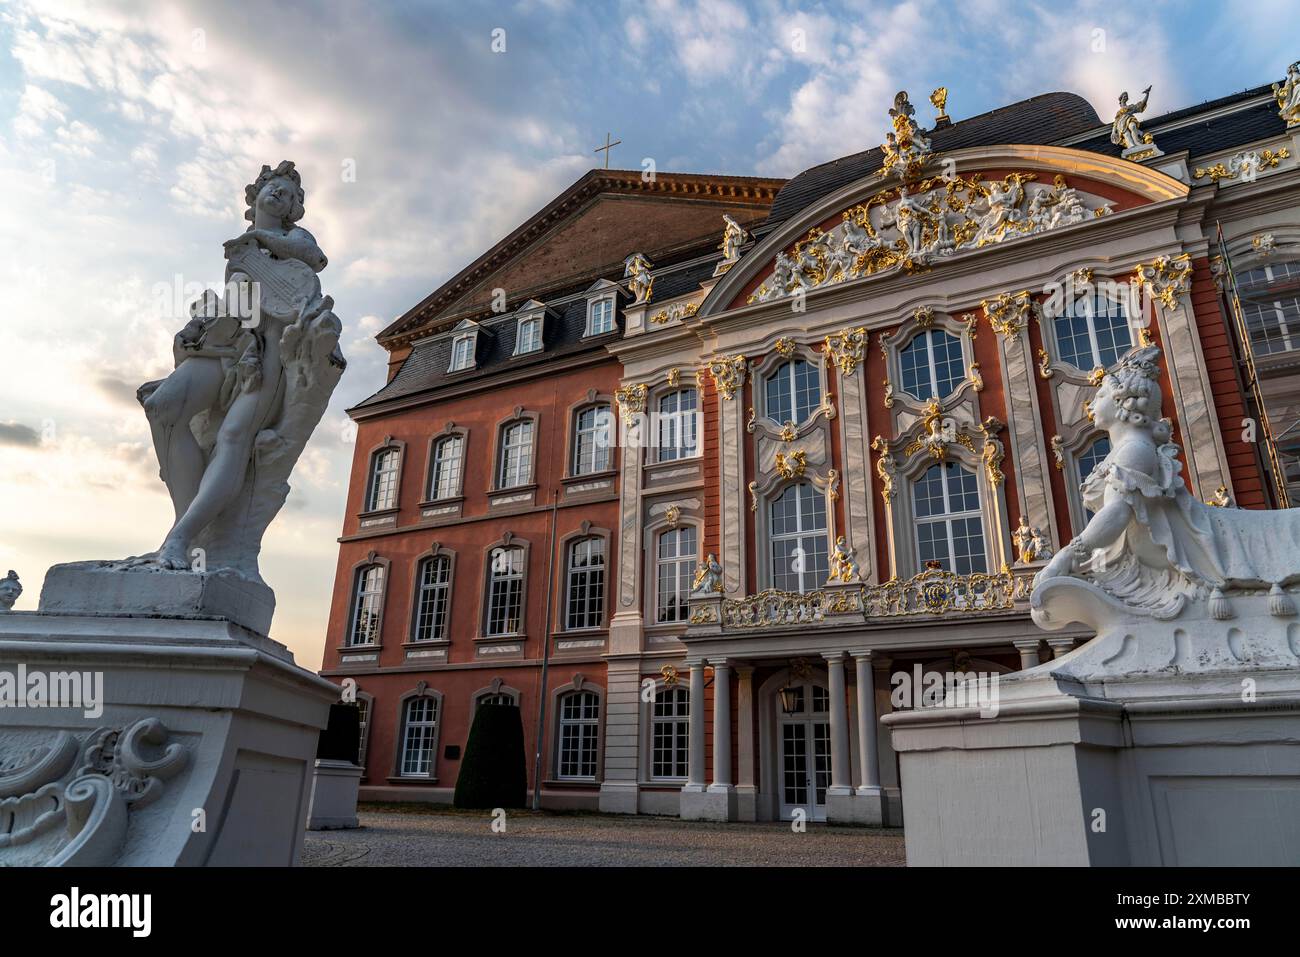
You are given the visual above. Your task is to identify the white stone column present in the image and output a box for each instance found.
[824,652,852,795]
[853,651,881,793]
[708,659,732,791]
[1013,639,1041,670]
[736,665,756,804]
[1047,637,1076,661]
[684,659,706,792]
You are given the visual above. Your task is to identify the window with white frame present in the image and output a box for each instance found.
[1076,436,1112,520]
[565,537,605,630]
[515,316,543,355]
[572,405,612,475]
[428,434,464,500]
[769,482,830,593]
[477,691,516,708]
[356,696,370,768]
[498,420,534,488]
[656,388,698,462]
[656,525,696,623]
[399,695,439,777]
[411,554,451,643]
[1053,289,1132,371]
[557,690,600,779]
[650,686,689,779]
[485,545,524,635]
[1238,261,1300,356]
[347,563,385,646]
[899,329,965,400]
[587,297,615,336]
[764,359,821,425]
[913,462,987,574]
[449,334,475,372]
[366,446,400,511]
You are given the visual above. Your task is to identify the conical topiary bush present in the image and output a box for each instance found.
[453,703,528,809]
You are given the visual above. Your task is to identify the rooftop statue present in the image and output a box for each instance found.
[1110,86,1155,153]
[1274,61,1300,127]
[1034,345,1300,623]
[129,160,346,585]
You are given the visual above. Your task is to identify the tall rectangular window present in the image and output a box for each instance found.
[412,555,451,642]
[498,420,534,488]
[429,435,464,500]
[516,317,542,354]
[367,447,400,511]
[913,462,987,574]
[1053,290,1132,371]
[657,388,699,462]
[573,405,612,475]
[348,564,385,646]
[557,691,600,779]
[400,696,438,777]
[769,482,829,593]
[486,546,524,635]
[651,686,689,779]
[565,537,605,629]
[656,526,696,623]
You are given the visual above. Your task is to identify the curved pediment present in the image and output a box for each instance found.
[702,144,1190,315]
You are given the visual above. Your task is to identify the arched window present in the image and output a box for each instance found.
[899,329,965,400]
[573,405,613,475]
[411,555,451,643]
[347,563,385,646]
[1076,436,1112,520]
[1054,289,1132,370]
[449,334,475,371]
[428,434,464,500]
[650,686,689,779]
[498,420,534,488]
[557,690,600,780]
[485,545,524,636]
[398,695,439,777]
[1238,261,1300,356]
[656,526,697,623]
[769,482,829,593]
[477,691,517,708]
[913,462,987,574]
[657,388,698,462]
[366,446,400,511]
[565,537,606,630]
[764,359,821,425]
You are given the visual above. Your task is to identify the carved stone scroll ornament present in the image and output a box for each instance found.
[1133,253,1193,311]
[702,355,747,401]
[614,383,648,418]
[824,326,868,377]
[1034,345,1300,624]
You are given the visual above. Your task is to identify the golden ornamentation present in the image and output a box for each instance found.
[879,91,933,181]
[1138,325,1155,347]
[828,535,860,584]
[688,607,717,624]
[746,406,756,433]
[860,566,1025,618]
[978,416,1005,486]
[1037,347,1054,379]
[774,336,797,358]
[930,86,949,122]
[1071,267,1094,287]
[1087,366,1106,387]
[703,354,747,400]
[775,450,807,479]
[1051,434,1064,470]
[665,505,680,528]
[826,468,840,503]
[1133,253,1193,311]
[1253,233,1277,256]
[1193,147,1289,182]
[982,290,1033,339]
[666,367,680,387]
[904,400,976,461]
[880,333,894,409]
[1083,400,1095,424]
[968,361,984,392]
[692,554,724,594]
[1125,148,1157,162]
[778,422,797,442]
[649,301,698,325]
[748,480,758,512]
[660,664,679,686]
[1208,485,1232,508]
[871,435,896,504]
[614,383,647,417]
[1012,516,1049,565]
[824,325,869,376]
[913,305,935,328]
[820,393,837,420]
[789,658,813,680]
[965,313,978,341]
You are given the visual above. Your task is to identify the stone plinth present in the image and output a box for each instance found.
[883,586,1300,866]
[0,611,337,866]
[41,560,275,636]
[307,759,363,830]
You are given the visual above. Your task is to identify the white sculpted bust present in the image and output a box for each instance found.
[1035,345,1300,621]
[129,161,345,584]
[0,570,20,611]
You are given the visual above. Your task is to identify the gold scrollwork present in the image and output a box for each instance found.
[1133,253,1193,311]
[614,383,647,417]
[775,450,807,479]
[774,336,797,358]
[982,290,1033,339]
[823,325,868,377]
[1050,434,1065,470]
[1037,347,1054,379]
[703,354,747,400]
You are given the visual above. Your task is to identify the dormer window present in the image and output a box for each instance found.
[587,297,615,336]
[449,334,476,372]
[516,316,543,354]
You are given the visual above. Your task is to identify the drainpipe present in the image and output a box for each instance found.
[531,490,559,810]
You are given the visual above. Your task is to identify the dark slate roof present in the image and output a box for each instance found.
[1068,84,1285,159]
[352,256,717,411]
[766,92,1102,225]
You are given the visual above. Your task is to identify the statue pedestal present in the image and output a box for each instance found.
[307,759,363,830]
[0,609,337,866]
[883,586,1300,866]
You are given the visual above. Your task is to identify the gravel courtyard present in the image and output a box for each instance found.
[303,804,907,866]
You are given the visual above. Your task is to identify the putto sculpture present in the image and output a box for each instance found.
[129,161,345,586]
[1035,345,1300,622]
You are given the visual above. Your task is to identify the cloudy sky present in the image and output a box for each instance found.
[0,0,1292,667]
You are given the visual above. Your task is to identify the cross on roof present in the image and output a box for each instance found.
[593,132,621,169]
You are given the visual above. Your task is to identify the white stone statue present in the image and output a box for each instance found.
[1274,61,1300,127]
[0,570,20,611]
[1036,345,1300,620]
[624,252,654,304]
[720,214,748,263]
[691,553,724,596]
[828,536,861,583]
[129,161,345,583]
[1110,87,1154,153]
[892,186,928,258]
[974,174,1027,245]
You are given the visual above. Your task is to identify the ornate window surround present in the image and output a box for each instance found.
[1058,427,1112,536]
[563,390,617,480]
[404,542,456,648]
[642,508,702,635]
[751,472,841,592]
[391,684,444,782]
[512,298,549,356]
[638,673,690,784]
[360,437,406,517]
[491,408,541,492]
[479,532,531,640]
[1036,270,1140,381]
[882,307,979,410]
[643,378,704,481]
[748,340,835,440]
[419,424,469,506]
[583,279,621,338]
[355,690,374,778]
[341,551,391,650]
[555,521,612,634]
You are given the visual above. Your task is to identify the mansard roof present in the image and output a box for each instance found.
[765,91,1101,227]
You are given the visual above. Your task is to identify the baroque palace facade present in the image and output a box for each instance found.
[321,65,1300,825]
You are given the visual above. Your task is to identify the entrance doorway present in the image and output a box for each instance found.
[777,682,831,822]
